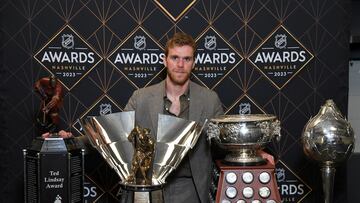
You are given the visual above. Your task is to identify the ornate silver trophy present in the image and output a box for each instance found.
[207,114,282,203]
[80,111,204,203]
[207,114,281,165]
[302,99,355,203]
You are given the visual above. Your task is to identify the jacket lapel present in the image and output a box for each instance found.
[189,81,205,124]
[147,81,165,136]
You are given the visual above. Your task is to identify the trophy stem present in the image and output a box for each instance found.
[320,165,336,203]
[224,149,266,165]
[118,183,164,203]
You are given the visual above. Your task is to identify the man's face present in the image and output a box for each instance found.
[164,45,195,86]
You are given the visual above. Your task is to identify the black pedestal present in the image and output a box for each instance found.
[23,137,84,203]
[119,183,164,203]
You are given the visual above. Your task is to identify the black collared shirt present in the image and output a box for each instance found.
[164,94,190,118]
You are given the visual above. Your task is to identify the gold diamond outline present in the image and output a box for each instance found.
[192,26,244,90]
[154,0,197,21]
[107,26,165,89]
[277,160,313,203]
[72,94,123,136]
[248,25,314,90]
[84,174,106,203]
[225,94,266,115]
[109,182,123,201]
[34,25,103,91]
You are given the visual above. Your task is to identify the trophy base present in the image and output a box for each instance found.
[215,155,281,203]
[119,183,164,203]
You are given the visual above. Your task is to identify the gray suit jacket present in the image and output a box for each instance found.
[124,80,223,203]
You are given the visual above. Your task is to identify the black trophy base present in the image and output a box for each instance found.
[119,183,164,203]
[23,137,84,203]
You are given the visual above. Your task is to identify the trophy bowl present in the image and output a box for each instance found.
[80,112,204,203]
[207,114,281,165]
[302,100,355,165]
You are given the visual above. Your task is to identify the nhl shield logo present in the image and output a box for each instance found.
[204,36,216,50]
[61,34,74,49]
[274,34,287,49]
[275,168,286,182]
[99,103,112,115]
[134,35,146,50]
[239,103,251,114]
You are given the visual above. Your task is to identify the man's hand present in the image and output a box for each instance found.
[43,96,60,113]
[41,130,73,138]
[37,88,48,100]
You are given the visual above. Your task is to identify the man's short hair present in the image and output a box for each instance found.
[165,32,196,57]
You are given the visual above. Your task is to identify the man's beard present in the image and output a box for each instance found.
[167,71,191,85]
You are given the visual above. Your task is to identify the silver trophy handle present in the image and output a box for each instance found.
[272,119,281,142]
[206,122,220,141]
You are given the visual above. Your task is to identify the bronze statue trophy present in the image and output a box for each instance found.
[81,111,205,203]
[34,75,63,134]
[127,126,154,185]
[23,75,84,203]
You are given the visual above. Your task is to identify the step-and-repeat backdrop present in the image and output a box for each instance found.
[0,0,350,202]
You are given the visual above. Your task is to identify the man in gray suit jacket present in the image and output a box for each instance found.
[124,32,223,203]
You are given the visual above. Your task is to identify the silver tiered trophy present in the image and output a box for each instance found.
[302,99,355,203]
[208,114,281,165]
[207,114,282,203]
[80,111,204,203]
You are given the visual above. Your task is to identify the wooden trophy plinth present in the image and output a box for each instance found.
[215,153,281,203]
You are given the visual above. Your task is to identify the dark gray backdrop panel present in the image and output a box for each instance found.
[0,0,350,202]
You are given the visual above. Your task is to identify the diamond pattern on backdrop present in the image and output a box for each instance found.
[154,0,196,21]
[275,160,312,202]
[193,27,243,89]
[0,0,350,202]
[248,25,314,89]
[34,25,102,90]
[225,94,265,115]
[108,27,165,88]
